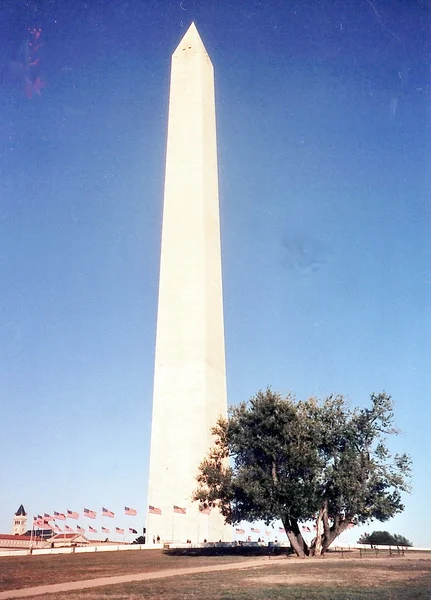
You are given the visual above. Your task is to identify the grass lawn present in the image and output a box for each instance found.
[0,548,258,592]
[19,556,431,600]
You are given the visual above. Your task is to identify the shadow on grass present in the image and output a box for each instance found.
[164,546,294,558]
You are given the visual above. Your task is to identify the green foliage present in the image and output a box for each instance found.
[358,531,412,546]
[194,389,412,557]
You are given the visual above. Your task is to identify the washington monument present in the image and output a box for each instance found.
[146,23,231,544]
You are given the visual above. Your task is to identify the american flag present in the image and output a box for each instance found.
[44,513,53,520]
[84,508,96,519]
[199,506,211,515]
[102,507,114,518]
[251,527,260,533]
[102,526,110,533]
[54,525,62,533]
[148,505,162,515]
[129,528,138,534]
[279,527,286,533]
[116,527,124,535]
[36,517,52,529]
[235,528,245,534]
[173,505,186,514]
[124,506,137,516]
[77,525,85,533]
[54,511,66,521]
[65,525,74,533]
[67,510,79,519]
[88,526,97,533]
[302,526,311,533]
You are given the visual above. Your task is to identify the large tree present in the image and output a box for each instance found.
[194,389,411,557]
[358,531,412,547]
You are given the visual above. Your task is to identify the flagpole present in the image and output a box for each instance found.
[29,518,34,553]
[172,511,174,544]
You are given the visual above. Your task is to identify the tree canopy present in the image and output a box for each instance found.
[194,389,411,557]
[358,531,412,547]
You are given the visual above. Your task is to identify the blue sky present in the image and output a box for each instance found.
[0,0,430,545]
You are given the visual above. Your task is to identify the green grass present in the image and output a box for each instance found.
[0,548,256,592]
[5,554,431,599]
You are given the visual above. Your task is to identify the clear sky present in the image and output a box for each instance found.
[0,0,430,545]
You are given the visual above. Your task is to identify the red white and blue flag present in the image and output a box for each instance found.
[77,525,85,533]
[54,525,62,532]
[65,525,74,533]
[102,507,114,518]
[148,505,162,515]
[67,510,79,519]
[35,517,52,529]
[129,528,138,534]
[302,526,311,533]
[116,527,124,534]
[84,508,96,519]
[251,527,260,533]
[102,526,110,533]
[124,506,137,516]
[235,528,245,534]
[279,527,286,533]
[44,513,53,520]
[173,505,186,514]
[88,526,97,533]
[199,506,211,515]
[54,511,66,521]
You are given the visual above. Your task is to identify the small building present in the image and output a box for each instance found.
[46,532,89,548]
[0,534,43,549]
[0,505,50,549]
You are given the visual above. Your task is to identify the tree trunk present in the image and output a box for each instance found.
[283,517,308,558]
[309,509,352,556]
[322,519,351,553]
[313,506,325,556]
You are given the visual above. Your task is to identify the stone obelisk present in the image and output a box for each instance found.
[146,23,231,544]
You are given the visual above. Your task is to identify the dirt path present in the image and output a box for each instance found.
[0,556,287,599]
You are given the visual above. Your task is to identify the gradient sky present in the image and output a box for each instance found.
[1,0,430,545]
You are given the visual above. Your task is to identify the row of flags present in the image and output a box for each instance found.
[149,505,211,515]
[301,522,354,533]
[32,516,137,536]
[36,507,138,521]
[234,523,355,536]
[235,527,286,536]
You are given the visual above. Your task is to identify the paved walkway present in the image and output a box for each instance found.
[0,556,286,599]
